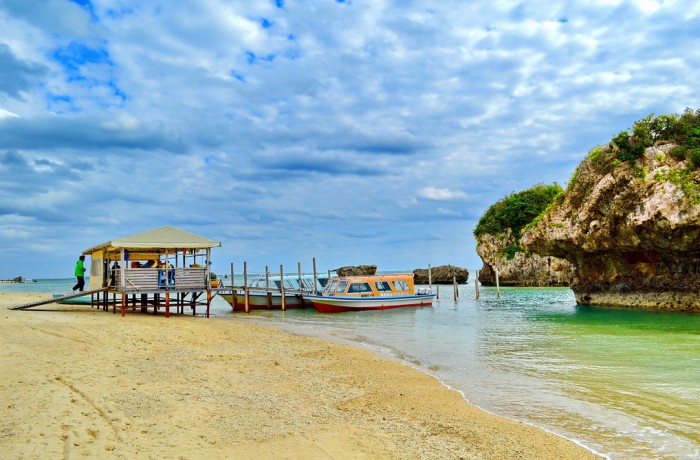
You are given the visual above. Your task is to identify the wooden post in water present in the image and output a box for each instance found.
[453,276,457,300]
[312,257,318,294]
[475,270,480,299]
[266,266,272,308]
[428,264,432,292]
[436,285,440,299]
[244,261,249,313]
[298,262,302,292]
[280,265,286,311]
[495,266,501,298]
[230,262,237,310]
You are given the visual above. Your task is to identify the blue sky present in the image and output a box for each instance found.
[1,0,699,278]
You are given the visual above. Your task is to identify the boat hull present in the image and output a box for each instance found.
[305,294,436,313]
[220,292,306,311]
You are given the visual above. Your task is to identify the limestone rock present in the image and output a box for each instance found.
[476,230,575,287]
[334,265,377,276]
[413,265,469,284]
[522,143,700,311]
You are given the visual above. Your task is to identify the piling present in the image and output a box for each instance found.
[475,270,480,299]
[244,261,249,313]
[280,265,286,311]
[297,262,303,304]
[266,266,272,308]
[495,266,501,298]
[428,264,432,292]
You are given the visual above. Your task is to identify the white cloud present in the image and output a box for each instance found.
[418,187,468,201]
[0,0,698,276]
[0,108,19,119]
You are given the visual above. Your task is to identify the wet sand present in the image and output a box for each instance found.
[0,293,600,459]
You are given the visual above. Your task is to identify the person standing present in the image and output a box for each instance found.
[73,255,87,292]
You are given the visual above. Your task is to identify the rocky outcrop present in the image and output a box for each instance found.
[522,143,700,311]
[334,265,377,276]
[413,265,469,284]
[476,230,575,286]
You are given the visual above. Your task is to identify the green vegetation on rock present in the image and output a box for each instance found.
[612,108,700,167]
[474,184,563,239]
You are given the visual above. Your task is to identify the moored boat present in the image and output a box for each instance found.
[304,273,436,313]
[221,274,323,311]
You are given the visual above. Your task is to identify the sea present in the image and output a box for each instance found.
[3,277,699,459]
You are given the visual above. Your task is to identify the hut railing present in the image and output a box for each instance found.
[111,268,208,291]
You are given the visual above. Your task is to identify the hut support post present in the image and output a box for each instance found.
[206,290,211,318]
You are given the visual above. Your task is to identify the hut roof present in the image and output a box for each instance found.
[83,226,221,254]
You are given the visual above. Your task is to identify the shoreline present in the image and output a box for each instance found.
[247,315,607,459]
[1,292,601,459]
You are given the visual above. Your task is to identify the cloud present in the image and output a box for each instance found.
[0,1,699,277]
[0,44,48,97]
[417,187,468,201]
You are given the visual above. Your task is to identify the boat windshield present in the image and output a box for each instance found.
[348,282,372,294]
[394,279,410,291]
[335,280,348,294]
[324,279,338,294]
[374,281,392,292]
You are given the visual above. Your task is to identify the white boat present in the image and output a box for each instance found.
[304,273,436,313]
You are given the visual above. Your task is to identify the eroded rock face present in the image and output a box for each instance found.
[476,230,575,287]
[522,144,700,311]
[334,265,377,276]
[413,265,469,284]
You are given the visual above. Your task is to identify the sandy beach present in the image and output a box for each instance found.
[1,292,599,459]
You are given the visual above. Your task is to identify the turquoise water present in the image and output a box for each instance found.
[222,284,700,460]
[4,280,699,458]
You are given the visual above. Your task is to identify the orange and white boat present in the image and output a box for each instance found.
[304,273,435,313]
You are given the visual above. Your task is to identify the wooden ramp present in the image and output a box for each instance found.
[8,288,108,310]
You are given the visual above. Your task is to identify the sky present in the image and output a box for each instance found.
[1,0,699,279]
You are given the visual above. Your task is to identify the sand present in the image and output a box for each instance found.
[0,292,600,459]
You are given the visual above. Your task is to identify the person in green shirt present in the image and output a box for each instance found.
[72,255,87,292]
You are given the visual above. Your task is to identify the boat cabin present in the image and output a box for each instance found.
[321,274,415,297]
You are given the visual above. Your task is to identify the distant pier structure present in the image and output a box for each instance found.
[83,226,221,317]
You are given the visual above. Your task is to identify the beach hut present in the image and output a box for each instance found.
[82,226,221,317]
